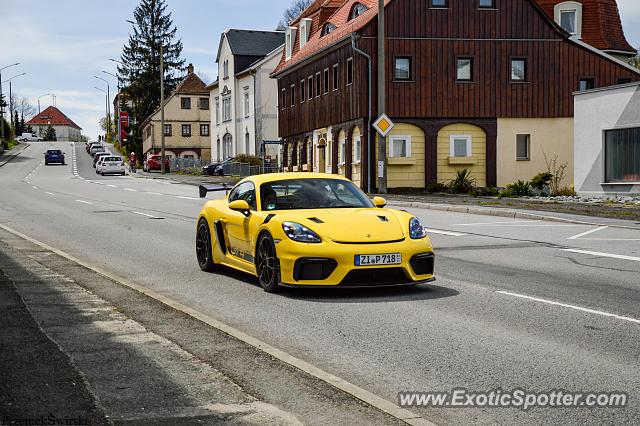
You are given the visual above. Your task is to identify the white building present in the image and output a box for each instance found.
[26,106,82,142]
[574,81,640,195]
[209,29,285,164]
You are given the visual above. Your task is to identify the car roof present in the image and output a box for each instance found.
[240,172,351,187]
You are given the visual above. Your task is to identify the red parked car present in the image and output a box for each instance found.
[143,154,171,172]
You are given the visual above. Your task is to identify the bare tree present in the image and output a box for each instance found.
[14,96,36,121]
[277,0,313,30]
[630,49,640,70]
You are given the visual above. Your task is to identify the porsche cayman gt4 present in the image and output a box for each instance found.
[196,173,435,292]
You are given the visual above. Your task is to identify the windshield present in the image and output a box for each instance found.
[260,179,374,211]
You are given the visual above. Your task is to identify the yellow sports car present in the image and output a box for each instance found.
[196,173,435,292]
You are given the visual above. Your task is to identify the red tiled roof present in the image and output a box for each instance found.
[174,72,208,94]
[536,0,636,54]
[274,0,382,75]
[291,0,345,25]
[26,106,82,130]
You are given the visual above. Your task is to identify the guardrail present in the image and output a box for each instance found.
[220,162,280,177]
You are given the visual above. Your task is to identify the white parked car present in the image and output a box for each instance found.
[18,132,43,142]
[97,156,126,176]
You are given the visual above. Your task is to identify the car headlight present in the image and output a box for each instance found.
[282,222,321,243]
[409,217,427,239]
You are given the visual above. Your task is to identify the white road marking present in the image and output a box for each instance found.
[454,221,537,226]
[32,186,38,190]
[146,192,164,196]
[496,290,640,325]
[132,211,162,219]
[75,200,93,205]
[428,229,468,237]
[567,226,608,240]
[45,192,55,196]
[107,184,118,188]
[562,248,640,263]
[455,221,580,227]
[175,196,199,200]
[124,188,137,192]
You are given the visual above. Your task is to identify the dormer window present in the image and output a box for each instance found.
[554,2,582,38]
[349,3,369,20]
[322,23,336,37]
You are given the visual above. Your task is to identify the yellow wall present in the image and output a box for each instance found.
[496,118,573,188]
[376,123,426,189]
[437,123,486,187]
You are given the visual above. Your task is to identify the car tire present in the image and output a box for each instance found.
[255,233,282,293]
[196,218,217,272]
[45,161,48,165]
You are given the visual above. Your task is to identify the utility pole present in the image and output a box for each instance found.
[377,0,387,194]
[94,76,111,141]
[0,63,20,143]
[160,44,166,174]
[102,71,120,145]
[1,73,26,129]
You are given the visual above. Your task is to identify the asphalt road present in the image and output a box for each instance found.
[1,142,639,425]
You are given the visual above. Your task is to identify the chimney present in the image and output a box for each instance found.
[187,63,194,74]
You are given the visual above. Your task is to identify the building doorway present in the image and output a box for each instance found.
[317,137,327,173]
[223,133,233,159]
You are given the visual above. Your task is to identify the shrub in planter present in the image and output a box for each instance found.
[233,154,262,166]
[471,187,500,197]
[448,169,476,194]
[553,187,577,197]
[426,182,449,194]
[531,172,553,190]
[499,180,532,198]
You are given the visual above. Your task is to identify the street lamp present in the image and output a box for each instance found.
[37,93,51,114]
[94,75,111,141]
[0,62,20,142]
[94,86,109,140]
[102,70,121,144]
[2,72,27,128]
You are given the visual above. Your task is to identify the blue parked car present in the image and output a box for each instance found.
[45,149,65,165]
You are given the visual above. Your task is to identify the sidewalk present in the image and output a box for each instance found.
[384,193,640,229]
[0,142,29,168]
[130,168,237,186]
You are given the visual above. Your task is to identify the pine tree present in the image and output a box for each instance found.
[14,111,21,136]
[117,0,185,156]
[43,125,57,141]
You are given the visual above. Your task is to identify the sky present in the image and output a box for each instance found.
[1,0,639,140]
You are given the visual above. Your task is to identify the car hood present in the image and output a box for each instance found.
[293,208,405,243]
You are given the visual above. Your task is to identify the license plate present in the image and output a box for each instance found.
[109,163,117,166]
[355,253,402,266]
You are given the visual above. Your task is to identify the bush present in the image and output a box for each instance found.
[234,154,261,166]
[499,180,532,198]
[426,182,448,194]
[448,169,476,194]
[553,187,577,197]
[471,186,500,197]
[531,172,553,190]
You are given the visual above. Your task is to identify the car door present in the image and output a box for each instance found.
[223,181,257,263]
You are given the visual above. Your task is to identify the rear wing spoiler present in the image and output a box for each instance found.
[199,184,230,198]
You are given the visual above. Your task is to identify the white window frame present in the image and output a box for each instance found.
[244,90,250,118]
[215,97,220,125]
[339,139,346,165]
[222,96,232,122]
[449,135,472,157]
[516,134,531,161]
[353,137,361,164]
[389,135,412,158]
[554,2,582,38]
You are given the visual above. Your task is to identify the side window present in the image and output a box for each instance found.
[228,182,257,210]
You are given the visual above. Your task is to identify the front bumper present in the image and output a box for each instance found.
[276,238,435,287]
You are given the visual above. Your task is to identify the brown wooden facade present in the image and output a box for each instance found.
[274,0,640,189]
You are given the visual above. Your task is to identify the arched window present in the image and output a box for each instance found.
[349,3,368,21]
[321,22,337,37]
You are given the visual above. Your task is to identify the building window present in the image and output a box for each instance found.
[223,96,232,121]
[354,137,361,163]
[431,0,447,8]
[394,57,411,80]
[450,135,472,157]
[215,98,220,125]
[511,58,527,82]
[181,124,192,137]
[479,0,494,8]
[245,131,251,154]
[163,124,172,136]
[578,78,594,91]
[300,80,306,102]
[223,60,229,79]
[456,57,473,81]
[199,98,209,110]
[321,22,336,37]
[281,88,286,110]
[308,76,313,100]
[516,134,530,161]
[181,97,191,109]
[315,72,321,97]
[242,91,249,117]
[617,77,632,85]
[605,128,640,183]
[223,134,233,159]
[346,58,353,85]
[333,64,339,90]
[200,124,210,136]
[291,84,296,107]
[390,136,412,158]
[323,68,330,94]
[349,3,369,20]
[339,139,346,164]
[560,10,577,35]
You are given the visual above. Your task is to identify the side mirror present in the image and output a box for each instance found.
[229,200,251,216]
[373,196,387,208]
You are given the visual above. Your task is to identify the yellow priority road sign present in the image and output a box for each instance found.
[373,113,395,137]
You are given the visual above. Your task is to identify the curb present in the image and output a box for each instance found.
[388,200,640,231]
[0,143,29,168]
[0,222,437,426]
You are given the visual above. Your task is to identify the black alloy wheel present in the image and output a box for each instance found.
[256,233,281,293]
[196,218,217,272]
